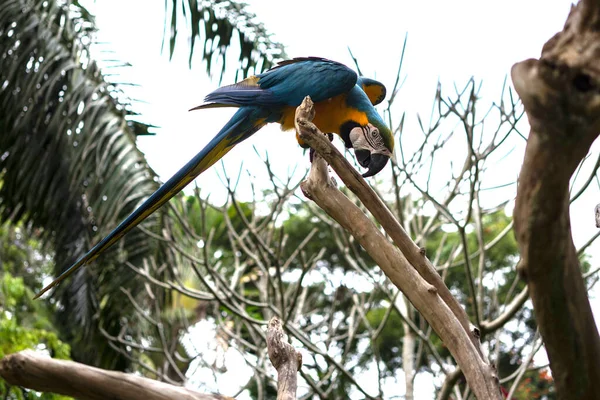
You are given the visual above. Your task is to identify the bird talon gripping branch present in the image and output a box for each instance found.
[36,57,394,297]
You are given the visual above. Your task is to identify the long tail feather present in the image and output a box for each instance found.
[189,103,234,111]
[35,107,267,299]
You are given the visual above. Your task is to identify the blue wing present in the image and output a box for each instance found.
[202,57,358,108]
[35,107,270,298]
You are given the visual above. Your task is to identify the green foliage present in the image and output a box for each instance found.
[170,193,260,288]
[173,191,256,251]
[0,223,72,400]
[0,274,70,360]
[513,369,555,400]
[0,0,168,369]
[426,210,521,308]
[0,380,72,400]
[0,223,52,293]
[245,376,278,399]
[281,202,373,272]
[360,306,405,374]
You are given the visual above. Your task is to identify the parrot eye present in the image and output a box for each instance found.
[364,127,384,150]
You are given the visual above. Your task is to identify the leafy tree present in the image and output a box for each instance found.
[0,221,71,399]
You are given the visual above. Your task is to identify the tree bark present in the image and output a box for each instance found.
[511,1,600,398]
[295,97,503,399]
[267,317,302,400]
[0,350,232,400]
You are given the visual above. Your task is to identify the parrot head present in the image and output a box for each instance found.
[349,120,394,177]
[340,84,395,177]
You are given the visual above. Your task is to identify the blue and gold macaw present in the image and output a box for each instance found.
[35,57,394,298]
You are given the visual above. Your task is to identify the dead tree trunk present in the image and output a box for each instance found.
[511,0,600,398]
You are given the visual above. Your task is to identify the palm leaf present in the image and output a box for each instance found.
[167,0,286,81]
[0,0,164,369]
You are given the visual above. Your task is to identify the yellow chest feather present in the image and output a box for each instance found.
[280,94,368,134]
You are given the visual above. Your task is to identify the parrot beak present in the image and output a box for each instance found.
[361,153,389,178]
[349,124,391,177]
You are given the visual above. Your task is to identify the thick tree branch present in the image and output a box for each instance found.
[296,97,480,354]
[295,97,502,399]
[511,1,600,398]
[267,318,302,400]
[0,350,231,400]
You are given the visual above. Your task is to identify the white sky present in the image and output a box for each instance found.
[83,1,600,398]
[85,0,599,250]
[85,0,575,203]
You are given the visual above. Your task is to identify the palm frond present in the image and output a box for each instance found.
[0,0,165,369]
[167,0,286,81]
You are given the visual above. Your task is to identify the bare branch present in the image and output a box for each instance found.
[298,99,480,351]
[437,367,463,400]
[480,285,529,335]
[506,333,543,400]
[0,350,232,400]
[295,96,502,399]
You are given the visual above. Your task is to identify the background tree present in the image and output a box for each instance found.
[0,0,282,374]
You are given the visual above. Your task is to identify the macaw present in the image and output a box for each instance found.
[35,57,394,298]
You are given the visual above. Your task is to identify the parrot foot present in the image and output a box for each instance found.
[309,133,334,163]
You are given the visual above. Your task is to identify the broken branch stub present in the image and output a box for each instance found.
[267,318,301,400]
